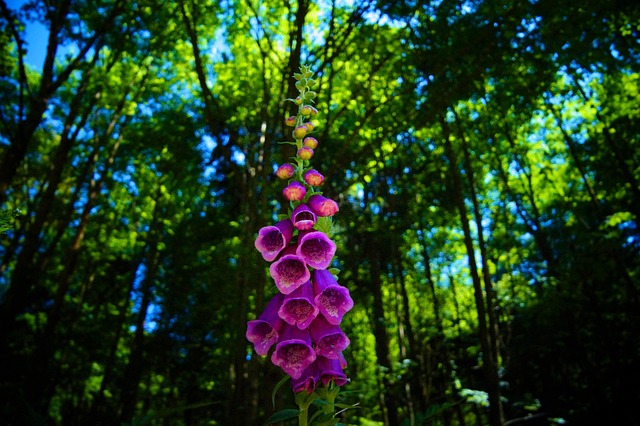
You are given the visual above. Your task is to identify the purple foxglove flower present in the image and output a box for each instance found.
[309,315,350,359]
[292,204,317,231]
[312,269,354,325]
[317,355,349,386]
[271,325,317,380]
[283,181,307,201]
[308,194,339,217]
[270,246,310,294]
[279,281,319,329]
[296,231,336,270]
[246,293,285,356]
[254,219,294,262]
[291,361,320,394]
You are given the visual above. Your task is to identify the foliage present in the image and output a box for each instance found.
[1,0,639,425]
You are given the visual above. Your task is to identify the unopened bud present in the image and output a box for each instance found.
[303,137,318,149]
[297,146,314,160]
[293,125,308,139]
[276,163,296,179]
[304,169,324,186]
[301,105,314,116]
[285,116,297,127]
[283,181,307,201]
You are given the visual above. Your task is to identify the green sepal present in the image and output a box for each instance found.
[261,408,300,426]
[295,390,318,408]
[277,214,290,221]
[271,375,290,409]
[328,268,341,277]
[293,72,304,80]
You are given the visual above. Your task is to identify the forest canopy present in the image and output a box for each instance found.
[1,0,639,425]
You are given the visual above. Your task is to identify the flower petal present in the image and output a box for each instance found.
[246,293,285,356]
[271,326,317,380]
[255,220,294,262]
[309,315,350,359]
[270,253,310,295]
[297,231,336,270]
[312,269,354,325]
[317,355,349,386]
[279,281,319,329]
[308,194,339,217]
[292,204,317,231]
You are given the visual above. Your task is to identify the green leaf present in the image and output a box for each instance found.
[272,375,290,409]
[261,409,300,426]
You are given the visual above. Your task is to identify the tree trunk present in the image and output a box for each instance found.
[118,188,164,423]
[368,236,399,426]
[441,116,504,426]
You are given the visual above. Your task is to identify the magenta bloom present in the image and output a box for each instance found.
[317,355,349,386]
[271,325,317,380]
[308,194,339,217]
[309,315,350,359]
[278,281,319,329]
[270,247,310,294]
[255,219,294,262]
[297,231,336,270]
[312,269,354,325]
[246,293,285,356]
[291,362,320,394]
[283,181,307,201]
[292,204,317,231]
[303,169,324,186]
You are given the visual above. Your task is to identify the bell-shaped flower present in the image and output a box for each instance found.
[291,361,320,394]
[309,315,350,359]
[283,181,307,202]
[246,293,285,356]
[317,355,349,386]
[270,246,310,295]
[292,204,317,231]
[271,325,317,380]
[278,281,319,330]
[296,231,336,270]
[308,194,339,217]
[255,219,294,262]
[312,269,354,325]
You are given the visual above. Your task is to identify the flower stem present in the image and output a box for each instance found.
[298,404,309,426]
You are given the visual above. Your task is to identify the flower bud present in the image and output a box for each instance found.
[297,146,314,160]
[308,194,339,217]
[285,116,297,127]
[303,137,318,149]
[293,125,308,139]
[295,97,303,105]
[304,169,324,186]
[301,105,314,116]
[308,106,318,116]
[283,181,307,201]
[276,163,296,179]
[304,122,315,132]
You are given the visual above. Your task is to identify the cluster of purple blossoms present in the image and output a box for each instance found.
[246,101,353,394]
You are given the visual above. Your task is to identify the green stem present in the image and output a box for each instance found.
[298,404,309,426]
